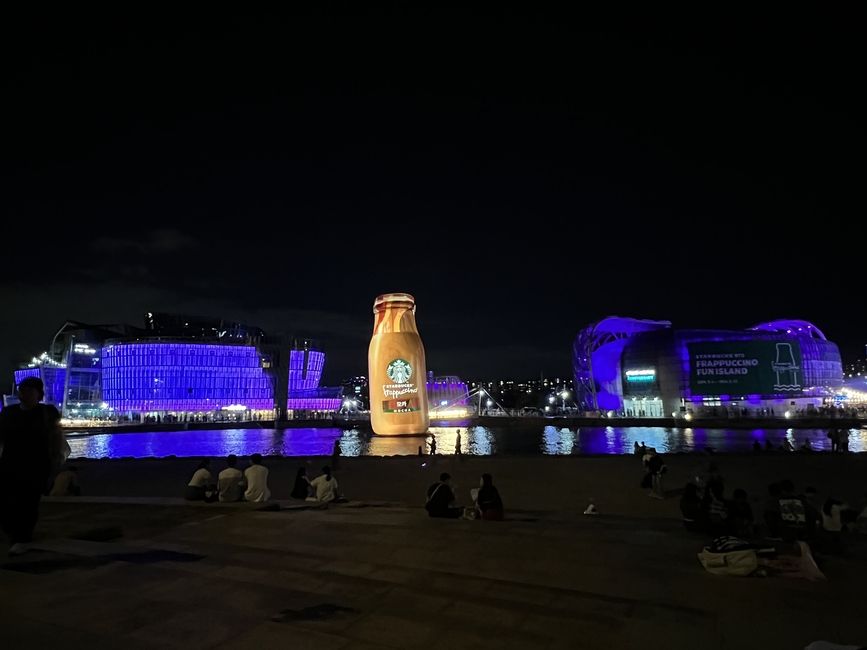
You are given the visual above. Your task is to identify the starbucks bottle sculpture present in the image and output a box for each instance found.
[368,293,429,435]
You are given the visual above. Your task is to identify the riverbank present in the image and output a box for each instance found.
[63,453,867,516]
[65,414,865,436]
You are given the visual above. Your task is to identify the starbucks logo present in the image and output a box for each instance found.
[386,359,412,384]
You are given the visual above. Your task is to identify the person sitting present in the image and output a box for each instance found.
[185,459,216,502]
[855,493,867,535]
[309,466,340,503]
[217,454,245,502]
[763,482,783,539]
[704,482,728,536]
[291,466,312,500]
[679,482,705,532]
[49,466,81,497]
[727,488,754,538]
[243,453,271,502]
[474,473,504,521]
[425,472,462,518]
[778,479,814,542]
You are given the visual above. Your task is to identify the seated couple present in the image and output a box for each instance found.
[426,472,504,520]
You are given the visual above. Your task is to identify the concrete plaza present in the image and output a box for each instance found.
[1,495,865,650]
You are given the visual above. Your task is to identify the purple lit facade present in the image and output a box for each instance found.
[13,366,67,407]
[286,347,341,411]
[574,317,843,416]
[102,342,274,412]
[426,376,470,407]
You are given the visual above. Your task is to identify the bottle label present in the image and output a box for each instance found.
[382,358,420,407]
[382,397,421,413]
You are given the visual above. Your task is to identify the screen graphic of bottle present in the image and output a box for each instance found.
[368,293,429,435]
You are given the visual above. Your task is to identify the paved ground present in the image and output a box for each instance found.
[1,499,866,649]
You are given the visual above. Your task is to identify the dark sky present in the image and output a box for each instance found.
[2,9,865,389]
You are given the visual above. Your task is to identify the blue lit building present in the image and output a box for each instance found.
[285,339,343,414]
[10,316,342,420]
[574,317,843,417]
[101,342,274,413]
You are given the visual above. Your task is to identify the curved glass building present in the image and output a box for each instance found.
[574,317,843,417]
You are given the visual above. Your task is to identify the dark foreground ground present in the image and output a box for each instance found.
[1,455,866,649]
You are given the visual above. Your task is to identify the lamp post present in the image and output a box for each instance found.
[560,390,569,412]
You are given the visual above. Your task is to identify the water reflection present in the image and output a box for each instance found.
[65,425,867,459]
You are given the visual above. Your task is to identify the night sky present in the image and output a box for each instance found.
[3,9,864,389]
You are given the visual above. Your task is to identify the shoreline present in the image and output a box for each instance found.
[54,453,867,517]
[65,414,865,436]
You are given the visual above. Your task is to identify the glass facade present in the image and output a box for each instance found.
[13,366,67,408]
[101,343,274,412]
[286,347,341,411]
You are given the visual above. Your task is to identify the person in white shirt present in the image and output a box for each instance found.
[244,453,271,502]
[309,466,340,503]
[218,454,245,502]
[185,460,215,501]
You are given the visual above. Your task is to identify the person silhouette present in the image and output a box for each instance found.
[455,430,462,455]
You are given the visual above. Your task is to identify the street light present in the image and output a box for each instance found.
[560,390,569,411]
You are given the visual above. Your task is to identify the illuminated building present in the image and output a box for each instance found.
[9,316,342,420]
[427,374,470,419]
[285,339,342,414]
[574,317,843,417]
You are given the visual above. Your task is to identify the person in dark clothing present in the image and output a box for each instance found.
[727,488,754,538]
[0,377,66,555]
[291,466,312,500]
[425,472,461,518]
[778,479,814,542]
[646,451,666,499]
[679,482,705,532]
[474,473,504,521]
[763,482,783,539]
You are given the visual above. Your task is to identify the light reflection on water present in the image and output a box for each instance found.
[65,425,867,459]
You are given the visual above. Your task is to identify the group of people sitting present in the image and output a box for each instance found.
[680,464,867,552]
[425,472,504,520]
[679,464,753,537]
[185,455,343,504]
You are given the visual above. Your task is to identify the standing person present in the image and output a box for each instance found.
[0,377,66,555]
[310,466,340,503]
[243,454,271,502]
[633,441,641,455]
[455,430,462,456]
[646,449,666,500]
[217,455,244,502]
[428,434,437,456]
[291,466,312,499]
[331,439,341,470]
[425,473,462,518]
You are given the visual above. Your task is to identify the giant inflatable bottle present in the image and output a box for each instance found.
[368,293,429,435]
